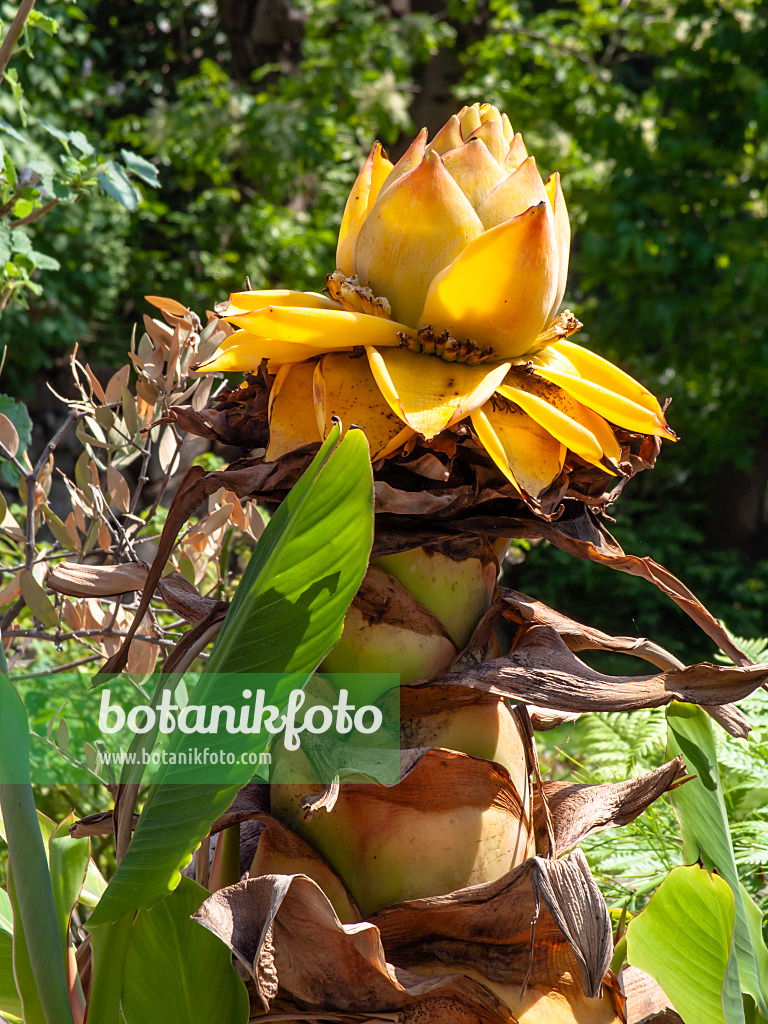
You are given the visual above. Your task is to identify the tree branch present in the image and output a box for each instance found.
[10,197,59,229]
[0,0,36,83]
[4,627,177,649]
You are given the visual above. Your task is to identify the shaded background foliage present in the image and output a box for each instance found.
[1,0,767,660]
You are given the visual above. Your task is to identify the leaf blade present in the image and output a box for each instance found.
[626,863,743,1024]
[667,703,768,1015]
[89,424,374,924]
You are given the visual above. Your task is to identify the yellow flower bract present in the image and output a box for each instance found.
[200,102,675,501]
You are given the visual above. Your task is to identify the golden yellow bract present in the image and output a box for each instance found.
[199,102,674,501]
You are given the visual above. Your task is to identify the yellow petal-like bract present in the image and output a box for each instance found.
[201,101,673,495]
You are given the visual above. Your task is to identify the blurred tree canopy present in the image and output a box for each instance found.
[0,0,766,657]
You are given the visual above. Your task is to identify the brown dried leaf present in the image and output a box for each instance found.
[623,965,683,1023]
[39,454,54,497]
[84,364,107,403]
[61,599,83,630]
[158,425,181,475]
[69,810,139,840]
[247,504,266,539]
[81,598,105,630]
[64,512,82,549]
[156,571,227,624]
[0,501,24,540]
[136,394,156,425]
[374,480,465,515]
[97,522,112,554]
[248,815,362,925]
[0,571,21,605]
[106,466,131,514]
[142,341,166,380]
[431,625,767,733]
[105,365,130,406]
[95,456,350,673]
[182,546,208,585]
[127,351,145,374]
[145,295,191,318]
[372,851,622,1019]
[165,326,182,393]
[191,375,214,412]
[20,569,59,627]
[526,707,582,730]
[136,379,160,405]
[194,874,512,1022]
[501,588,684,672]
[48,561,149,597]
[226,492,247,531]
[195,331,228,366]
[160,309,194,331]
[142,314,174,352]
[533,850,614,999]
[0,413,19,457]
[536,510,750,667]
[200,502,234,537]
[498,589,749,737]
[126,630,159,677]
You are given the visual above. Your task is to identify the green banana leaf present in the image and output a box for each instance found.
[0,806,106,910]
[121,877,248,1023]
[0,888,21,1020]
[667,703,768,1016]
[742,885,768,1024]
[626,862,743,1024]
[90,423,374,925]
[0,671,74,1024]
[49,812,91,954]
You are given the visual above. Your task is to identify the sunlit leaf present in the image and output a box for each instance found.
[121,877,248,1023]
[626,863,743,1024]
[667,703,768,1015]
[89,423,374,924]
[0,674,74,1024]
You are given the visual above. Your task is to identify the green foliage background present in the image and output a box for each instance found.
[1,0,767,657]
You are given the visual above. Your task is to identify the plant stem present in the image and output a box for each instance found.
[0,0,36,84]
[10,197,60,228]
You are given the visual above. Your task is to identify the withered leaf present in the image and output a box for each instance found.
[106,466,131,513]
[532,758,689,856]
[500,588,684,672]
[69,809,139,840]
[83,364,107,403]
[48,559,225,625]
[623,965,683,1024]
[157,425,181,475]
[248,814,362,925]
[371,852,623,1020]
[145,295,191,318]
[194,873,513,1022]
[104,364,131,406]
[0,413,19,457]
[496,588,750,736]
[431,625,767,734]
[48,561,150,597]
